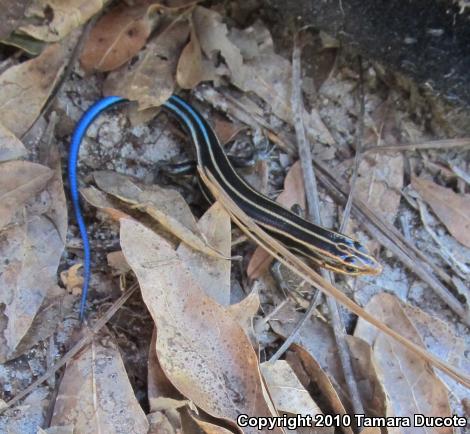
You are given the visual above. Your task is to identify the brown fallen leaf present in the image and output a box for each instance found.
[0,215,64,363]
[177,202,231,305]
[93,170,224,258]
[80,186,132,222]
[0,161,53,230]
[19,0,105,42]
[106,250,131,275]
[291,345,353,434]
[148,329,184,408]
[120,219,282,434]
[0,43,67,137]
[192,9,334,145]
[190,414,238,434]
[105,20,189,109]
[345,336,387,420]
[412,176,470,248]
[0,122,27,162]
[0,1,31,39]
[261,360,323,417]
[51,327,149,433]
[60,264,84,294]
[177,13,219,90]
[355,293,452,434]
[192,6,244,82]
[399,302,470,403]
[226,290,260,349]
[248,161,305,279]
[356,153,404,224]
[80,3,161,72]
[213,117,246,145]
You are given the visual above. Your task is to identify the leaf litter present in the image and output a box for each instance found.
[1,1,470,433]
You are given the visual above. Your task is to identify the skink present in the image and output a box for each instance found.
[69,94,381,319]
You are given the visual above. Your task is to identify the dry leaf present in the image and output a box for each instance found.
[412,176,470,248]
[94,170,223,258]
[120,219,282,433]
[177,202,231,305]
[0,123,27,162]
[356,153,404,223]
[60,263,83,294]
[400,303,470,403]
[0,158,67,362]
[148,329,184,412]
[213,117,245,144]
[192,9,334,145]
[105,20,189,109]
[0,1,31,39]
[0,43,67,137]
[51,328,149,433]
[0,161,53,230]
[80,3,160,72]
[106,250,130,275]
[355,293,452,434]
[80,186,132,221]
[19,0,105,42]
[0,215,64,362]
[177,22,215,89]
[248,161,305,279]
[192,6,244,81]
[261,360,323,417]
[226,290,260,346]
[191,415,236,434]
[269,301,350,402]
[292,346,353,434]
[345,336,387,420]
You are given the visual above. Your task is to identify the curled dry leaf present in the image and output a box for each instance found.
[177,202,231,305]
[120,219,282,434]
[19,0,105,42]
[0,43,67,137]
[80,186,132,221]
[344,336,387,420]
[0,123,27,162]
[226,290,260,349]
[260,360,323,418]
[192,6,244,81]
[412,176,470,248]
[93,170,223,258]
[355,293,452,433]
[51,328,149,434]
[60,264,83,294]
[248,161,305,279]
[105,20,189,109]
[80,3,161,72]
[177,20,216,89]
[291,345,353,434]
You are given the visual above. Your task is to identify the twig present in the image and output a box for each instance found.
[1,283,139,413]
[363,138,470,154]
[283,34,364,415]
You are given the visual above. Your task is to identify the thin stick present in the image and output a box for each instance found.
[1,284,139,413]
[291,36,364,415]
[363,138,470,154]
